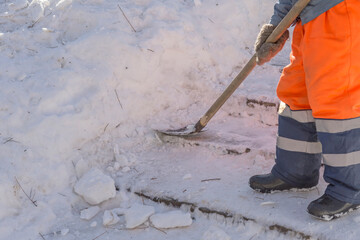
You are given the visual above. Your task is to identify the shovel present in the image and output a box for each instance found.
[157,0,310,136]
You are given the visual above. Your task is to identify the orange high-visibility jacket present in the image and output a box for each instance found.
[277,0,360,119]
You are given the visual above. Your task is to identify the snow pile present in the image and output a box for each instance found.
[150,210,193,229]
[0,0,280,238]
[74,168,116,205]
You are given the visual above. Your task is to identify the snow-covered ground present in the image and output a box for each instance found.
[3,0,356,239]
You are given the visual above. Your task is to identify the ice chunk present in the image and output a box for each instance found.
[125,204,155,229]
[150,210,192,229]
[260,201,276,206]
[74,168,116,205]
[75,158,90,178]
[183,173,192,180]
[80,206,100,220]
[103,210,120,226]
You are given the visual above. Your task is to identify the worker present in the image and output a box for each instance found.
[249,0,360,220]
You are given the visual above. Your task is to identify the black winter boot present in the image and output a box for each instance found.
[307,194,360,220]
[249,173,296,193]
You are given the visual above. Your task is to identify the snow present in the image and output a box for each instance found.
[2,0,356,239]
[201,226,231,240]
[60,228,69,236]
[150,210,193,229]
[8,0,29,11]
[124,203,155,229]
[73,168,116,205]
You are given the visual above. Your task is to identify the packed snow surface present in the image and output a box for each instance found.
[201,226,232,240]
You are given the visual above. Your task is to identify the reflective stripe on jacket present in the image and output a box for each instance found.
[270,0,344,25]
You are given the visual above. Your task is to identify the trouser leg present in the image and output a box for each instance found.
[272,22,322,187]
[316,118,360,204]
[271,104,322,187]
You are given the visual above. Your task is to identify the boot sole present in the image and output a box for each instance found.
[307,205,360,221]
[253,186,317,194]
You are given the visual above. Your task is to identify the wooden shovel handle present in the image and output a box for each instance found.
[194,0,311,133]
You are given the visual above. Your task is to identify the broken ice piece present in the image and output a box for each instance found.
[183,173,192,180]
[150,210,192,229]
[80,206,100,220]
[103,210,120,226]
[125,203,155,229]
[75,158,90,178]
[74,168,116,205]
[260,201,276,206]
[90,221,97,227]
[42,28,54,33]
[111,208,126,215]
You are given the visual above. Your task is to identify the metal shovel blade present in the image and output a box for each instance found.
[156,124,200,136]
